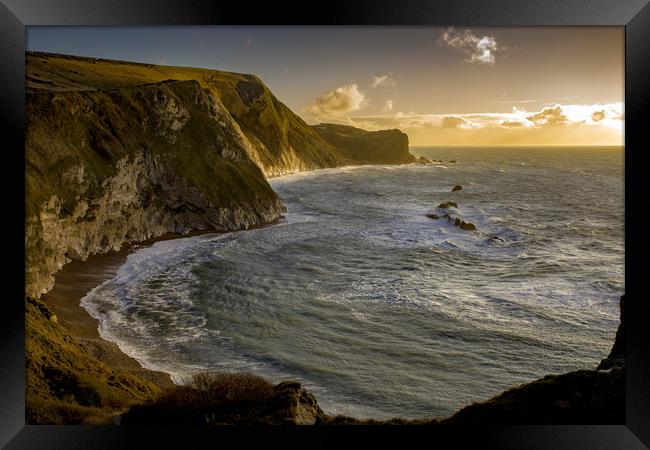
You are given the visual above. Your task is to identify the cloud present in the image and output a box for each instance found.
[382,100,394,112]
[591,110,606,122]
[526,105,568,126]
[441,28,500,65]
[371,74,396,88]
[312,102,623,146]
[440,116,469,129]
[304,84,367,116]
[500,120,525,127]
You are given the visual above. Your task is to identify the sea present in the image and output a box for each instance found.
[81,146,625,419]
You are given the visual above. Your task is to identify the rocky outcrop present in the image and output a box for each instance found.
[26,52,344,178]
[597,295,625,370]
[120,375,326,425]
[452,185,462,192]
[26,78,284,298]
[312,123,416,165]
[442,295,625,424]
[428,201,476,232]
[441,367,624,424]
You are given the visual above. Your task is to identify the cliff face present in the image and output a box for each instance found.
[25,52,419,298]
[202,75,344,176]
[25,53,419,425]
[26,78,285,298]
[313,123,416,165]
[441,295,626,425]
[26,52,344,178]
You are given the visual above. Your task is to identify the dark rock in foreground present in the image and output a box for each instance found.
[443,295,625,424]
[121,374,326,425]
[597,295,625,370]
[442,367,624,424]
[426,213,440,220]
[121,295,628,426]
[452,185,462,192]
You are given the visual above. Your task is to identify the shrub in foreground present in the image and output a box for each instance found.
[121,372,324,425]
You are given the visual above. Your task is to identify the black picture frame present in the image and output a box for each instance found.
[2,1,649,448]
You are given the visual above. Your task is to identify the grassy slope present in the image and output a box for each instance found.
[25,55,286,423]
[26,52,343,176]
[26,77,282,299]
[26,297,161,424]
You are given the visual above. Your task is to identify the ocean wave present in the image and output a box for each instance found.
[82,149,624,418]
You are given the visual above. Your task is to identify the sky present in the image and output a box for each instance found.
[27,26,624,146]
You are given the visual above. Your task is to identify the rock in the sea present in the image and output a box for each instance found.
[426,213,440,220]
[449,160,457,163]
[452,185,462,192]
[437,201,458,209]
[417,155,432,165]
[460,221,476,231]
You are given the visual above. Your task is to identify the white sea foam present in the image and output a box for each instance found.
[81,147,624,419]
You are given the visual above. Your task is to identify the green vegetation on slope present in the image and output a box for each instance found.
[26,52,344,177]
[121,373,326,425]
[26,297,160,424]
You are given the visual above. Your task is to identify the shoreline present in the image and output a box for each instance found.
[37,162,414,395]
[42,220,283,389]
[38,162,407,391]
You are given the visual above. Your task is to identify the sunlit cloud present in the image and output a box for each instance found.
[307,102,624,146]
[371,74,397,88]
[382,100,394,112]
[592,110,606,122]
[526,105,568,126]
[304,84,367,116]
[440,116,473,129]
[441,28,501,65]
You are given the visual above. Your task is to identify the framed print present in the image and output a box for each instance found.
[1,0,649,448]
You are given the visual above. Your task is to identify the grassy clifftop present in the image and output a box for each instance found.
[25,52,421,425]
[27,52,344,177]
[27,77,284,298]
[313,123,415,165]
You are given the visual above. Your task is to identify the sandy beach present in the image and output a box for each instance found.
[41,232,223,388]
[40,218,284,389]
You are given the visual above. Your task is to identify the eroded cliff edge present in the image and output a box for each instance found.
[26,51,419,298]
[25,52,419,423]
[26,52,620,427]
[313,123,415,165]
[26,78,285,298]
